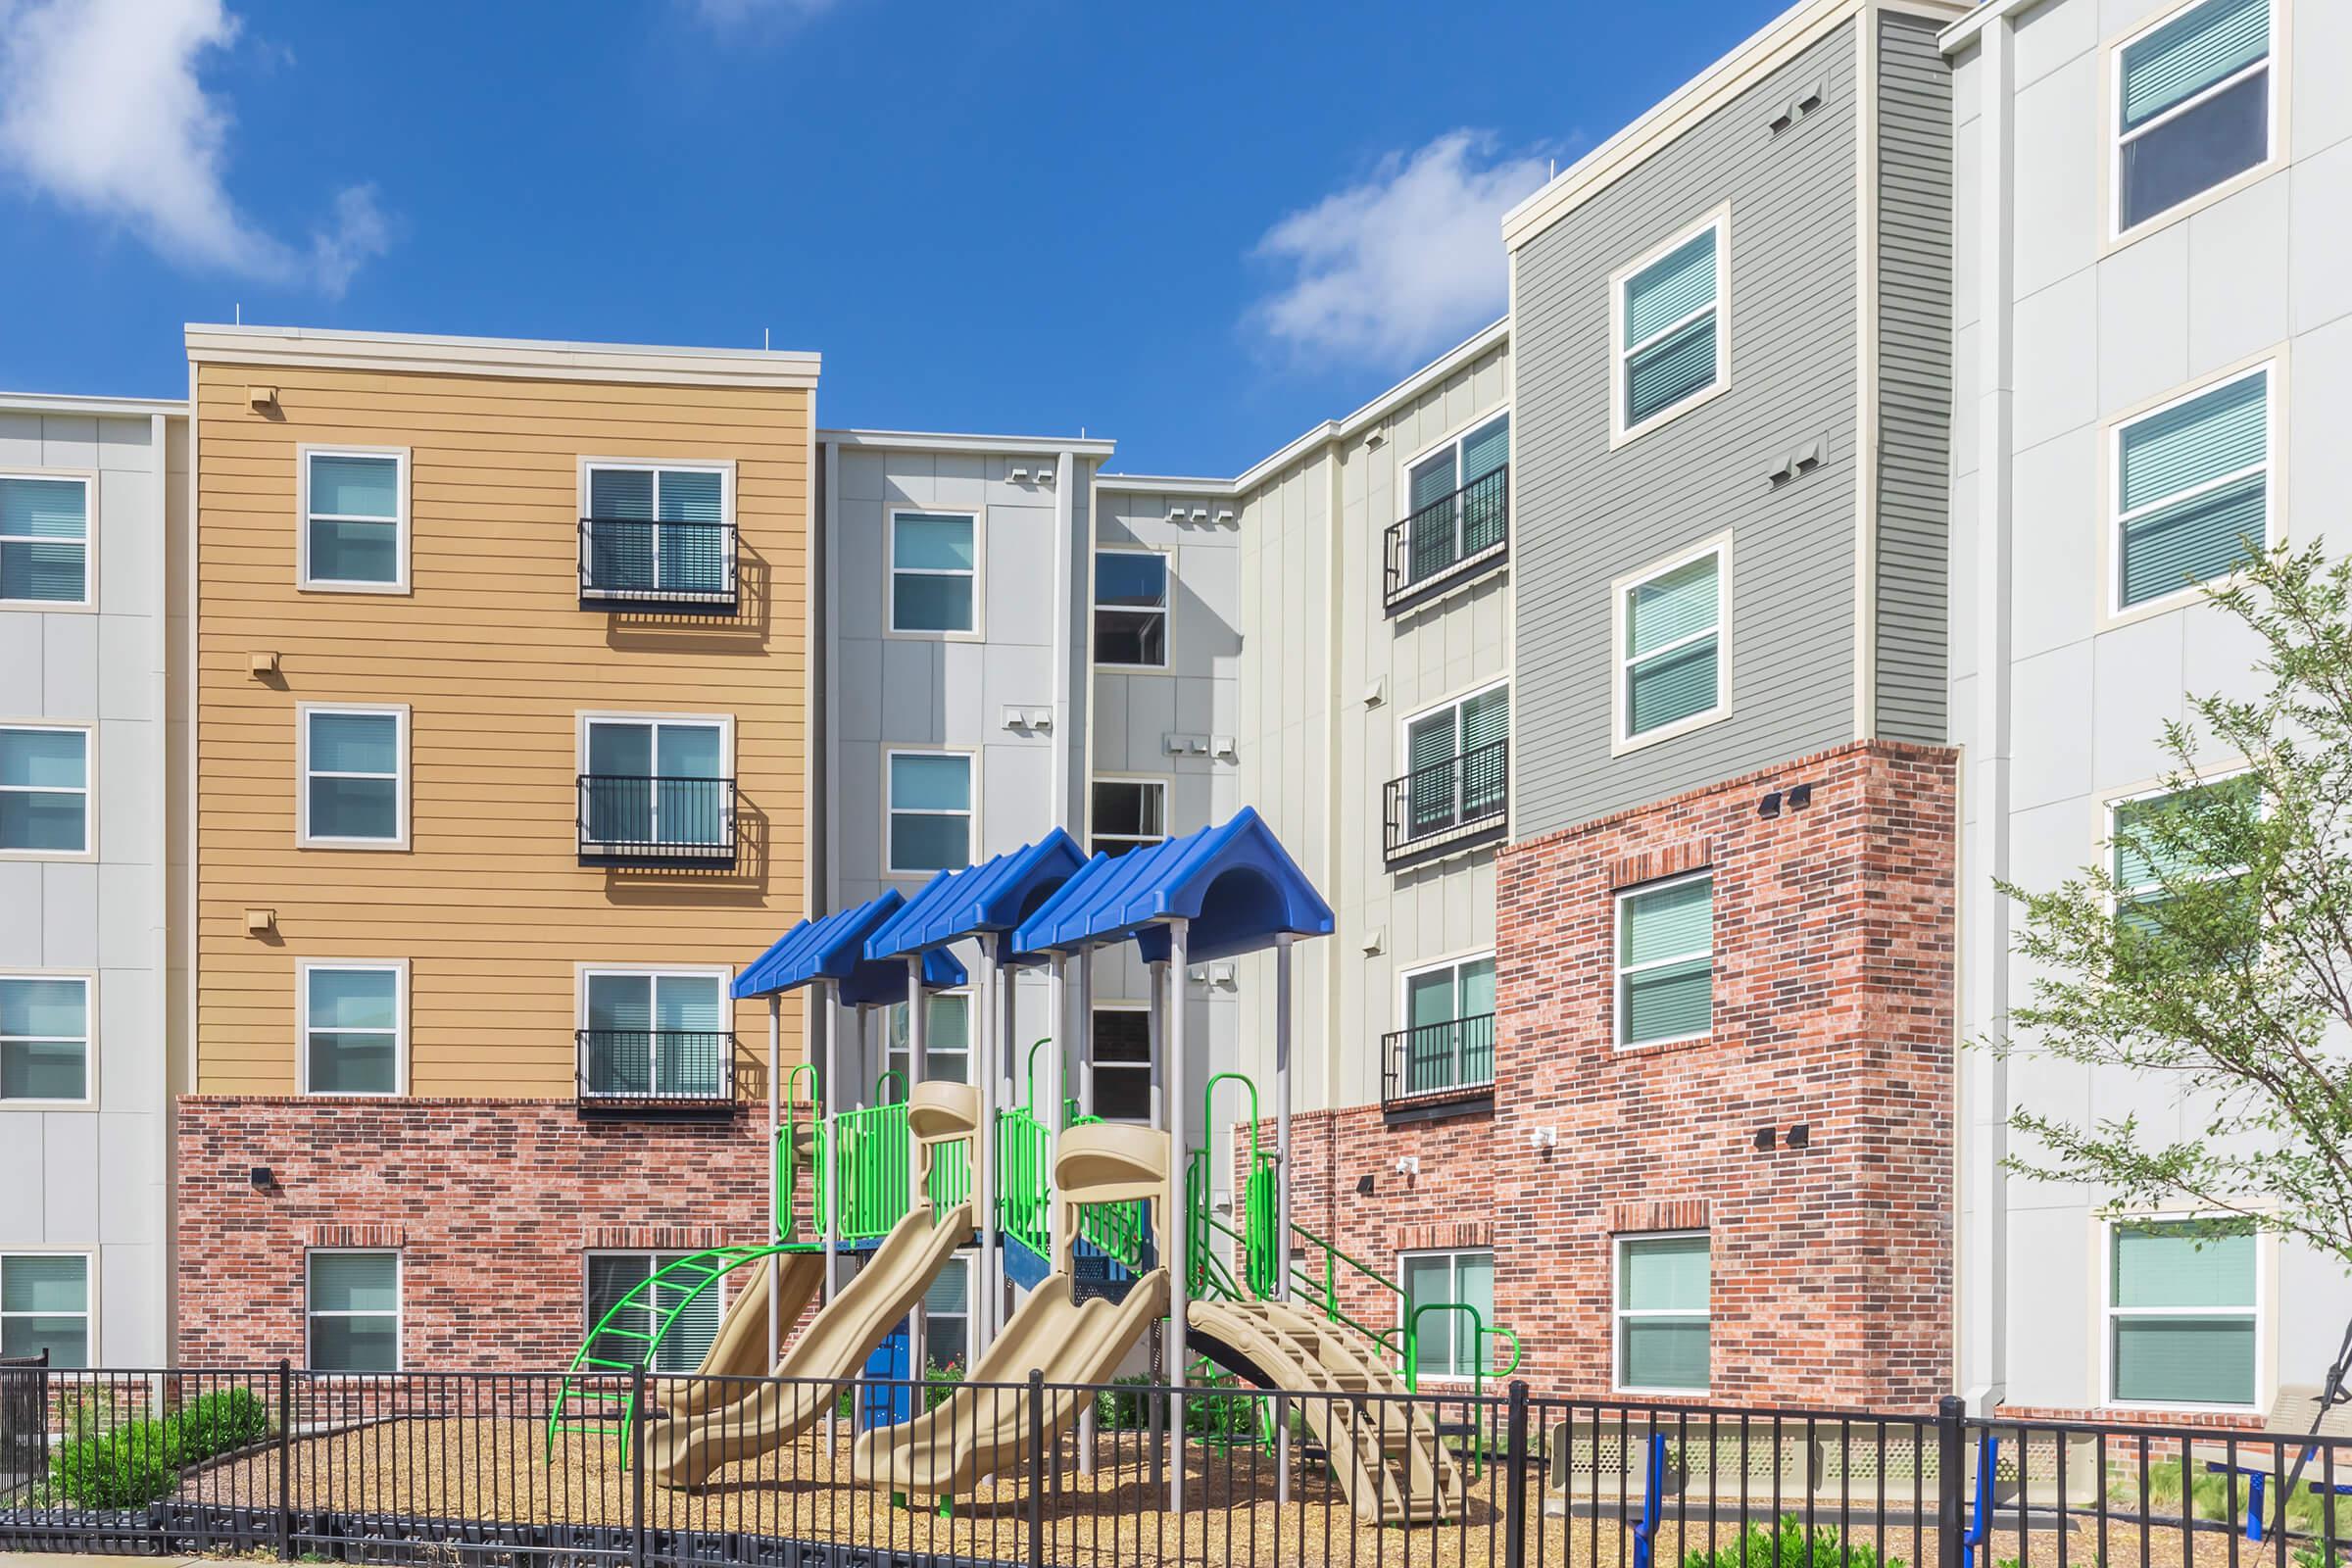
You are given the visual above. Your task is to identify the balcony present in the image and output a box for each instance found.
[575,1030,739,1116]
[1381,1013,1496,1113]
[576,775,738,866]
[1384,466,1508,614]
[578,516,738,612]
[1382,739,1507,864]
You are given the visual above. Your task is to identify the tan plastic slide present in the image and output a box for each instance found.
[656,1250,826,1419]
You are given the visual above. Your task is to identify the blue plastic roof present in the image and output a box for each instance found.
[734,890,968,1005]
[1012,807,1335,964]
[863,829,1088,965]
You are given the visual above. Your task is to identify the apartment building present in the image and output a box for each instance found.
[0,392,185,1369]
[1946,0,2350,1424]
[173,327,816,1370]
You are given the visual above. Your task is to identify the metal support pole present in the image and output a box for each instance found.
[767,992,782,1360]
[821,981,839,1308]
[629,1361,648,1568]
[274,1357,292,1560]
[1274,932,1293,1502]
[1936,1394,1967,1568]
[996,948,1018,1346]
[1048,953,1070,1264]
[1165,918,1190,1513]
[974,935,1002,1361]
[906,960,928,1380]
[1074,947,1097,1476]
[1504,1381,1530,1568]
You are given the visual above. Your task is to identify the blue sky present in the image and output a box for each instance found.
[1,0,1791,475]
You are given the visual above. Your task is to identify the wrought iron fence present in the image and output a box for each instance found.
[578,516,738,612]
[2,1365,2345,1568]
[1381,1012,1497,1106]
[1383,738,1508,862]
[576,774,738,865]
[575,1030,739,1111]
[1385,466,1509,611]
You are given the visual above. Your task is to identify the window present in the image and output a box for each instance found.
[890,511,979,634]
[1094,551,1170,666]
[0,473,90,605]
[300,961,404,1096]
[1394,956,1495,1098]
[0,1253,89,1367]
[1091,779,1167,858]
[888,991,971,1086]
[1399,413,1509,588]
[886,752,974,874]
[1399,1250,1494,1379]
[581,716,730,853]
[1090,1006,1152,1122]
[922,1256,970,1373]
[1616,539,1728,748]
[585,1252,727,1374]
[1,975,90,1102]
[1615,1233,1710,1393]
[1397,684,1508,844]
[1616,873,1712,1049]
[300,449,407,590]
[1614,214,1729,440]
[0,725,89,855]
[581,970,729,1099]
[581,462,733,604]
[299,707,407,848]
[2108,1218,2258,1407]
[2112,367,2270,612]
[2110,773,2260,943]
[307,1250,399,1372]
[2114,0,2274,237]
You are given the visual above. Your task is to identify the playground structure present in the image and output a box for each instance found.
[546,808,1516,1524]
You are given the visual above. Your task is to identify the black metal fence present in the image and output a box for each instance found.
[576,774,739,866]
[1384,738,1508,862]
[3,1364,2346,1568]
[1384,466,1508,612]
[578,516,739,612]
[575,1029,740,1111]
[1380,1013,1498,1107]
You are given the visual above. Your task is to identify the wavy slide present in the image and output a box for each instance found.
[656,1250,827,1418]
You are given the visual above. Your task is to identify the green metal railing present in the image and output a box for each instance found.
[771,1061,820,1242]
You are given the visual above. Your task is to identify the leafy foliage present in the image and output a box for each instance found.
[1681,1514,1905,1568]
[49,1386,273,1507]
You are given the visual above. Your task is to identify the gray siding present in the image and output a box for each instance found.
[1513,22,1864,839]
[1873,10,1954,745]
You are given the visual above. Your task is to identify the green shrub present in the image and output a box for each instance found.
[175,1388,271,1454]
[48,1385,276,1508]
[921,1358,964,1413]
[1682,1515,1906,1568]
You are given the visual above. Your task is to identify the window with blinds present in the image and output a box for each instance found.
[1399,1250,1494,1379]
[0,1252,90,1368]
[887,991,971,1086]
[308,1250,399,1372]
[583,463,730,599]
[2108,1219,2257,1407]
[1400,412,1510,588]
[1615,216,1727,438]
[585,1252,725,1374]
[891,511,979,633]
[0,474,90,605]
[1616,1233,1710,1393]
[2113,367,2270,611]
[300,450,406,590]
[2114,0,2273,235]
[1401,684,1509,840]
[1616,873,1712,1049]
[1617,540,1727,746]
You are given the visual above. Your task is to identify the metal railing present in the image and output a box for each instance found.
[8,1365,2344,1568]
[576,774,738,865]
[574,1030,738,1110]
[1385,465,1507,611]
[578,516,738,612]
[1383,738,1507,861]
[1381,1012,1497,1106]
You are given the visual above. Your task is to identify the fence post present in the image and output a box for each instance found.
[630,1363,649,1568]
[1027,1370,1047,1568]
[1936,1395,1967,1568]
[1504,1380,1530,1568]
[274,1358,293,1561]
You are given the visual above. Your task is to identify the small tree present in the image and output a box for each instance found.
[1993,544,2352,1299]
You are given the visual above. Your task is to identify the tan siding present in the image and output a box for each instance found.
[194,361,810,1097]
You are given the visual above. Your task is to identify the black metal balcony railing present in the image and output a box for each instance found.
[576,774,738,865]
[1383,465,1508,612]
[575,1030,738,1109]
[1382,738,1507,861]
[578,516,738,612]
[1380,1012,1496,1107]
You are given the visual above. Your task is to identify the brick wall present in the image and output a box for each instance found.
[1252,740,1958,1409]
[175,1098,773,1368]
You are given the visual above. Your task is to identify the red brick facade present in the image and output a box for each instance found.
[175,1098,772,1368]
[1253,740,1958,1410]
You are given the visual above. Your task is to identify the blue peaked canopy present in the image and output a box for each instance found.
[734,889,967,1006]
[1013,807,1335,964]
[863,828,1088,966]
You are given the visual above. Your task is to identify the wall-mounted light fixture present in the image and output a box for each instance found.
[1393,1155,1420,1177]
[1529,1126,1559,1151]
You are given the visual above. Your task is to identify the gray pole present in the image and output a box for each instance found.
[1272,934,1294,1506]
[906,956,928,1381]
[767,991,782,1360]
[821,980,839,1307]
[1165,918,1190,1514]
[974,935,1001,1360]
[1047,953,1069,1262]
[1074,948,1098,1475]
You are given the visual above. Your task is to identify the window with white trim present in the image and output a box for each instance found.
[1396,956,1496,1097]
[300,707,406,846]
[1399,1249,1494,1380]
[581,970,728,1100]
[1615,873,1712,1049]
[307,1250,399,1372]
[1614,217,1727,438]
[2107,1217,2257,1407]
[1400,413,1510,588]
[1095,550,1169,667]
[886,751,974,874]
[584,1251,727,1373]
[887,991,971,1087]
[1,974,89,1102]
[1399,684,1508,843]
[1089,1005,1152,1123]
[890,511,978,633]
[582,463,731,602]
[581,715,730,853]
[0,473,90,605]
[300,962,403,1096]
[1091,778,1167,858]
[1617,540,1727,745]
[2112,366,2270,612]
[301,449,407,590]
[2109,773,2261,948]
[0,725,89,855]
[0,1252,89,1367]
[1615,1232,1710,1393]
[2114,0,2274,237]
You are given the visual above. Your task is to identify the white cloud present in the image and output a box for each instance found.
[1249,129,1551,368]
[0,0,388,295]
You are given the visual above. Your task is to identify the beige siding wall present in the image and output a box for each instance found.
[193,363,808,1096]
